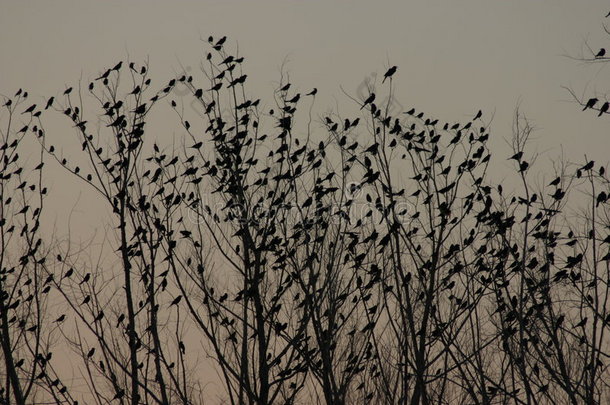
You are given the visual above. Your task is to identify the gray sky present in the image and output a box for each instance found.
[2,1,608,161]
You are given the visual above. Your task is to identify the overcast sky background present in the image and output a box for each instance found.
[2,0,610,399]
[2,0,610,172]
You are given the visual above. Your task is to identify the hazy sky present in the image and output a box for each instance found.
[2,0,609,162]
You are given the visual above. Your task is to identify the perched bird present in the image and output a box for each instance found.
[132,104,146,114]
[583,97,598,110]
[598,101,609,116]
[360,93,375,110]
[22,104,36,114]
[582,160,595,171]
[382,66,397,83]
[79,273,91,284]
[508,151,523,161]
[474,110,482,120]
[128,85,141,95]
[170,295,182,306]
[306,88,317,96]
[574,317,588,328]
[596,48,606,58]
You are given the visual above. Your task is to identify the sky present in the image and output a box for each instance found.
[1,1,609,165]
[2,0,608,222]
[1,0,610,401]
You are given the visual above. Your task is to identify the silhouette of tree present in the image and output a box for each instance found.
[2,28,610,405]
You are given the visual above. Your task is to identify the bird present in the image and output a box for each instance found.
[79,273,90,284]
[132,104,146,114]
[360,93,375,110]
[96,69,111,81]
[22,104,36,114]
[116,313,125,327]
[45,97,54,110]
[508,151,523,161]
[582,160,595,171]
[596,48,606,58]
[474,110,482,120]
[382,66,397,83]
[216,36,227,46]
[574,317,588,328]
[598,101,609,116]
[583,97,598,110]
[128,85,141,95]
[306,88,317,96]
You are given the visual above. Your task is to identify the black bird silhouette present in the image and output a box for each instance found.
[360,93,375,110]
[116,313,125,327]
[45,97,54,110]
[574,317,588,328]
[306,88,317,96]
[582,160,595,171]
[80,273,90,284]
[474,110,482,120]
[583,97,598,110]
[112,389,125,400]
[132,104,146,115]
[170,295,182,306]
[598,101,609,116]
[508,151,523,161]
[96,69,110,81]
[63,87,73,95]
[22,104,36,114]
[382,66,397,83]
[596,48,606,58]
[129,85,141,95]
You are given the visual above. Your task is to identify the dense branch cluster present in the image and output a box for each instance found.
[1,36,610,405]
